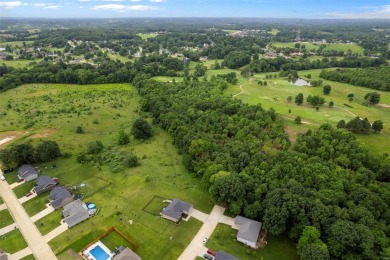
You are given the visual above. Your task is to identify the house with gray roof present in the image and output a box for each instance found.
[234,216,262,248]
[62,200,89,228]
[113,246,141,260]
[33,176,57,194]
[49,186,73,209]
[17,164,38,182]
[214,250,239,260]
[161,199,192,223]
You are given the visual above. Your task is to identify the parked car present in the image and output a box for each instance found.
[203,237,208,244]
[207,249,217,256]
[25,192,33,197]
[203,254,213,260]
[17,178,24,183]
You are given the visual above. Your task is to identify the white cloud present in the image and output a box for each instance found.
[32,2,61,9]
[326,5,390,19]
[130,0,143,2]
[150,0,165,2]
[45,5,61,9]
[101,0,124,2]
[78,0,91,2]
[0,1,22,8]
[92,4,157,11]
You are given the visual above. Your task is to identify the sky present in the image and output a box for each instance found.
[0,0,390,19]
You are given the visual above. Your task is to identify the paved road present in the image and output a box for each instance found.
[178,205,225,260]
[0,170,57,260]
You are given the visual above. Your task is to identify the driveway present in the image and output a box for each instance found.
[219,215,238,229]
[44,221,68,242]
[0,170,57,260]
[0,223,17,236]
[190,208,209,223]
[9,247,32,260]
[178,205,225,260]
[18,192,37,204]
[31,206,55,223]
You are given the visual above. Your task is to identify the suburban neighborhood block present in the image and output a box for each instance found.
[49,186,74,209]
[234,216,262,248]
[17,164,38,181]
[62,200,89,228]
[33,175,57,194]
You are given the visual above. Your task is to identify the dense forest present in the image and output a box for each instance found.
[320,67,390,91]
[134,76,390,259]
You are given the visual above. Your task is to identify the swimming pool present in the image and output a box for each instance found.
[89,245,110,260]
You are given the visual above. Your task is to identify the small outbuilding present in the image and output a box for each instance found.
[113,246,141,260]
[33,176,57,194]
[234,216,262,248]
[62,200,89,228]
[17,164,38,182]
[49,186,73,209]
[161,199,192,223]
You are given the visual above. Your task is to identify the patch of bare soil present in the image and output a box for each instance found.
[378,104,390,108]
[0,131,28,148]
[30,128,57,139]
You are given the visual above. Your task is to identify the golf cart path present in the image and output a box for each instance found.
[178,205,225,260]
[0,169,57,260]
[233,85,244,97]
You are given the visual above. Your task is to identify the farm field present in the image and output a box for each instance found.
[219,68,390,156]
[0,83,214,259]
[271,42,364,54]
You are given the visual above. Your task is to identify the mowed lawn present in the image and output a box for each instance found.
[0,83,214,259]
[271,42,364,54]
[0,229,28,253]
[0,209,14,228]
[222,68,390,156]
[206,224,298,260]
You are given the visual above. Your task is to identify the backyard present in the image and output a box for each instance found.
[206,224,298,260]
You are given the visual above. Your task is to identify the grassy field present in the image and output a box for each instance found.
[217,68,390,156]
[271,42,364,54]
[0,209,14,228]
[20,255,36,260]
[206,224,298,260]
[0,229,28,253]
[269,29,280,35]
[0,59,39,69]
[100,229,136,251]
[0,41,34,47]
[1,83,214,259]
[138,33,158,40]
[37,211,63,235]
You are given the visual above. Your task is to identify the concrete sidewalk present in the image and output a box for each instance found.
[44,221,68,242]
[178,205,225,260]
[31,206,55,223]
[9,247,32,260]
[0,223,17,236]
[0,169,57,260]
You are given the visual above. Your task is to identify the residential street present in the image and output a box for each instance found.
[0,170,57,260]
[178,205,225,260]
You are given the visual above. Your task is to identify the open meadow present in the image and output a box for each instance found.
[0,83,214,259]
[271,42,364,54]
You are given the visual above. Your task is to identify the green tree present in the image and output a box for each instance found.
[323,85,331,95]
[209,171,245,204]
[75,126,84,134]
[118,130,130,145]
[337,120,346,129]
[295,93,304,105]
[295,116,302,124]
[298,226,329,260]
[34,141,61,162]
[328,101,334,107]
[364,92,380,105]
[347,93,354,102]
[287,96,292,102]
[86,141,103,154]
[372,120,383,133]
[132,118,152,140]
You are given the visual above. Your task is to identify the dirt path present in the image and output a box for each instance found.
[335,105,357,117]
[0,169,57,260]
[233,85,244,97]
[178,205,225,260]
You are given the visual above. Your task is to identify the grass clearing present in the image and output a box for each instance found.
[223,68,390,156]
[37,211,63,235]
[100,228,136,252]
[0,59,39,69]
[4,170,19,184]
[1,83,213,259]
[0,229,28,253]
[0,41,34,47]
[272,42,319,51]
[206,224,298,260]
[324,43,364,54]
[0,209,14,228]
[138,33,158,40]
[142,195,169,216]
[269,29,280,35]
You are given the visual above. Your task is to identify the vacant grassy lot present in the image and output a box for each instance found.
[1,83,214,259]
[0,229,28,253]
[324,43,364,54]
[221,68,390,156]
[206,224,298,260]
[0,209,14,228]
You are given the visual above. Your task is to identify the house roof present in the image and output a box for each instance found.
[17,164,38,179]
[0,250,8,260]
[49,187,73,208]
[214,250,239,260]
[113,247,141,260]
[162,199,192,221]
[62,200,89,227]
[234,216,262,244]
[34,176,56,193]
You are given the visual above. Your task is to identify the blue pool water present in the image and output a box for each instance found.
[89,245,110,260]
